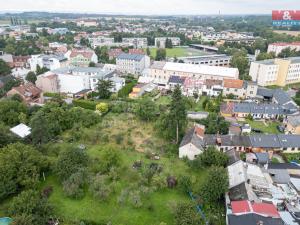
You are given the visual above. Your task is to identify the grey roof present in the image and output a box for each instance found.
[268,163,300,170]
[204,135,251,147]
[117,53,145,61]
[42,54,67,62]
[273,89,293,105]
[226,148,241,166]
[228,213,284,225]
[268,168,291,184]
[168,75,185,84]
[233,102,296,115]
[53,67,114,78]
[257,87,274,98]
[288,115,300,127]
[249,135,281,148]
[179,128,204,150]
[0,53,13,63]
[289,57,300,64]
[255,152,269,164]
[255,59,276,65]
[277,134,300,148]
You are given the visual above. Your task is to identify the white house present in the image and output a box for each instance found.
[179,124,205,160]
[28,54,68,72]
[116,53,150,76]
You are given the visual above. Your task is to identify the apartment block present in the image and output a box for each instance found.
[268,42,300,56]
[249,57,300,86]
[116,53,150,76]
[122,38,148,48]
[154,37,180,48]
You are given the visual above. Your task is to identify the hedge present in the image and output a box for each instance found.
[118,81,137,98]
[73,99,97,110]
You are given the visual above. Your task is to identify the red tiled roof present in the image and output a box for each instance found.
[231,201,280,218]
[252,203,280,218]
[70,49,94,59]
[231,201,251,214]
[129,49,145,55]
[12,83,42,97]
[224,79,244,89]
[221,102,235,114]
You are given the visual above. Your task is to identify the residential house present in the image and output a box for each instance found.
[122,38,148,48]
[116,53,150,76]
[108,49,123,60]
[154,37,180,48]
[223,79,258,99]
[202,79,223,97]
[6,82,43,104]
[286,115,300,134]
[28,54,68,71]
[67,49,98,67]
[129,83,157,99]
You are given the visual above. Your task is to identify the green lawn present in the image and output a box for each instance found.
[245,119,281,134]
[37,113,207,225]
[194,96,208,111]
[148,47,208,58]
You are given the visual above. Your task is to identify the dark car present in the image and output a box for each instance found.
[277,125,285,133]
[252,128,263,133]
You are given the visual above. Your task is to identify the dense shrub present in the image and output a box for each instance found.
[73,99,97,110]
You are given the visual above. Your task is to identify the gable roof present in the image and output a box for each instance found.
[11,83,42,97]
[231,200,280,218]
[117,53,145,61]
[224,79,244,89]
[179,125,204,150]
[70,49,95,59]
[228,213,284,225]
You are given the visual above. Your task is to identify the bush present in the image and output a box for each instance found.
[63,170,86,199]
[96,102,109,114]
[73,100,97,110]
[89,174,113,201]
[118,81,137,98]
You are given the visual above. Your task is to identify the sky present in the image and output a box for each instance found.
[0,0,299,15]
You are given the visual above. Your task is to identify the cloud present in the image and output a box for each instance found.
[1,0,299,15]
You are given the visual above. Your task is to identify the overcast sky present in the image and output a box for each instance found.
[0,0,299,15]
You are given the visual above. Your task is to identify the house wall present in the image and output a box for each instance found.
[179,143,202,160]
[36,76,59,93]
[275,58,290,87]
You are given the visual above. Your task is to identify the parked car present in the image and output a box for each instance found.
[277,125,285,133]
[252,128,263,133]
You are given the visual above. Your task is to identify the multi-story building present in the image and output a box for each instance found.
[148,61,239,86]
[28,54,68,72]
[154,37,181,48]
[116,53,150,76]
[122,38,148,48]
[67,49,98,67]
[201,32,227,42]
[250,57,300,87]
[178,54,231,67]
[88,37,115,49]
[36,67,124,94]
[76,20,98,27]
[268,42,300,56]
[222,79,258,99]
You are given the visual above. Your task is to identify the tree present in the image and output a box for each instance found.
[199,113,230,135]
[256,52,275,61]
[191,146,229,169]
[0,100,27,126]
[146,47,151,56]
[97,79,113,99]
[95,46,109,63]
[157,85,187,143]
[8,189,52,225]
[0,59,11,76]
[96,102,109,114]
[135,97,157,121]
[55,146,88,182]
[0,123,19,148]
[165,38,173,49]
[230,51,249,80]
[174,202,202,225]
[89,62,96,67]
[36,65,49,75]
[155,48,166,61]
[199,166,228,204]
[29,111,52,145]
[0,143,46,200]
[25,71,37,84]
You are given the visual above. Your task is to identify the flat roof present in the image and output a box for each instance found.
[10,123,31,138]
[163,62,238,78]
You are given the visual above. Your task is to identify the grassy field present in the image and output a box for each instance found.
[245,119,281,134]
[36,113,207,225]
[148,47,209,58]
